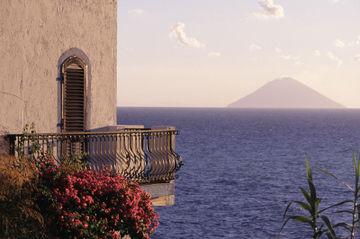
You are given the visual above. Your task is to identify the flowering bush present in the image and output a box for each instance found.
[39,158,159,239]
[2,124,159,238]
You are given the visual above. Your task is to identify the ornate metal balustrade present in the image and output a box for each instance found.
[7,129,182,183]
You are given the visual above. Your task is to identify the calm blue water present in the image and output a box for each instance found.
[117,108,360,239]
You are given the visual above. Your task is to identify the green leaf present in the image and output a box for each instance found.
[300,187,311,204]
[316,167,354,192]
[314,229,325,239]
[319,200,353,213]
[308,180,317,203]
[333,222,353,232]
[333,209,354,214]
[289,215,313,225]
[321,216,336,238]
[280,215,313,234]
[306,160,313,181]
[294,201,312,213]
[283,202,293,220]
[356,159,360,194]
[283,200,313,221]
[353,152,359,178]
[280,217,292,233]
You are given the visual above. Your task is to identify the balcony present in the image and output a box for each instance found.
[7,126,182,206]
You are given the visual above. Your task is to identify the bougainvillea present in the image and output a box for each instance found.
[38,157,159,239]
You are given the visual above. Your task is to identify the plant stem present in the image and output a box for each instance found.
[350,155,360,239]
[350,200,357,239]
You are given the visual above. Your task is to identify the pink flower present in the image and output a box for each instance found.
[84,195,94,204]
[39,166,159,238]
[111,231,121,239]
[73,219,82,227]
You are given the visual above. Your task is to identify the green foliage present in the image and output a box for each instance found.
[281,154,360,239]
[281,160,329,238]
[16,123,41,160]
[57,152,88,175]
[0,154,46,239]
[0,124,48,238]
[16,123,88,173]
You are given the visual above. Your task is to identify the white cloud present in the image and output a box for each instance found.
[249,44,263,52]
[314,50,321,56]
[280,54,299,61]
[275,47,283,53]
[128,9,145,16]
[294,61,304,67]
[208,52,221,57]
[327,51,343,67]
[354,54,360,61]
[333,39,346,48]
[253,0,285,19]
[274,48,302,66]
[275,48,299,61]
[347,35,360,47]
[170,22,205,48]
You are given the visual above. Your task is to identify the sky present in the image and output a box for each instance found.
[117,0,360,108]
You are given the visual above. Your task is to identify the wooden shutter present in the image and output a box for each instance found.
[62,60,85,132]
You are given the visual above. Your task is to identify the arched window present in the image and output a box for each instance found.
[61,57,86,132]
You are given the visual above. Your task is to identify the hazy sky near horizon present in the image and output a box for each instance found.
[117,0,360,108]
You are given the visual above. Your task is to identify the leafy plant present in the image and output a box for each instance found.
[57,152,88,175]
[38,157,159,239]
[16,123,41,160]
[281,154,360,239]
[281,160,334,238]
[2,124,159,239]
[0,154,45,239]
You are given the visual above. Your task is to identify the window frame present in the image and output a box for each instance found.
[61,56,87,132]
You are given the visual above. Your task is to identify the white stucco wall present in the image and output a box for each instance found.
[0,0,117,134]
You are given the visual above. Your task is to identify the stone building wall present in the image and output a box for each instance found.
[0,0,117,135]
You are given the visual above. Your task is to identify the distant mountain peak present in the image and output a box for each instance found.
[271,77,296,82]
[228,77,344,109]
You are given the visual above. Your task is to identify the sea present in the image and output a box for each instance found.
[117,107,360,239]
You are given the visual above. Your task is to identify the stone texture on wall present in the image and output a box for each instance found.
[0,0,117,134]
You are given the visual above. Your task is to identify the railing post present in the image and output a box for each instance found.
[4,128,181,183]
[1,134,15,155]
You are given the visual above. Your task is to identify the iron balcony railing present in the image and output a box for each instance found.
[7,128,182,183]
